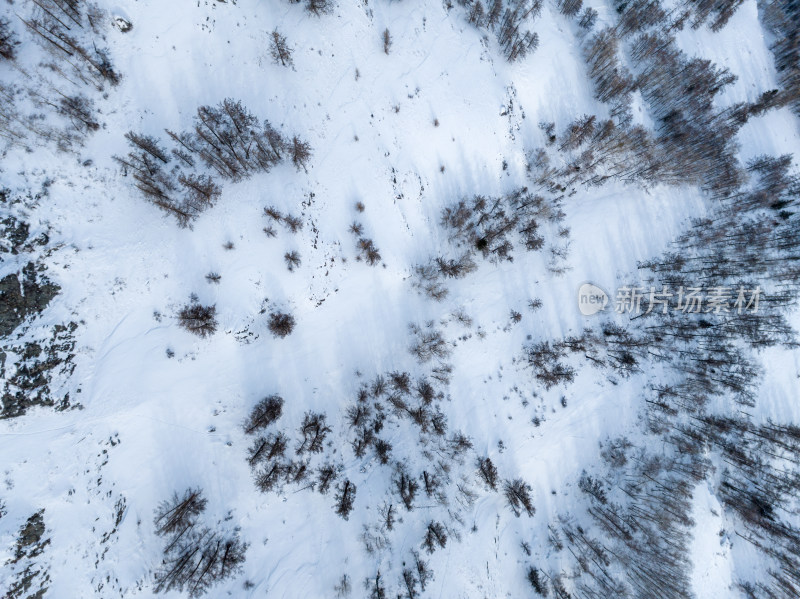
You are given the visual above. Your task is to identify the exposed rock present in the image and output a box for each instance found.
[0,265,60,338]
[0,322,78,419]
[5,510,50,599]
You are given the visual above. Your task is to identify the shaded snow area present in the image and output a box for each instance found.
[2,0,800,598]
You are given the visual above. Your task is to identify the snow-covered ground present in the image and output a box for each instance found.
[2,0,800,597]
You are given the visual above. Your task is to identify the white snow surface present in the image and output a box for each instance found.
[0,0,799,597]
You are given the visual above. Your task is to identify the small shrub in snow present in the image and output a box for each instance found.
[334,574,352,597]
[383,28,392,54]
[356,237,381,265]
[283,214,304,233]
[268,311,296,338]
[284,251,301,271]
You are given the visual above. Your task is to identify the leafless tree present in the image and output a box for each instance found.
[270,29,293,67]
[296,412,331,454]
[504,478,535,516]
[422,521,447,553]
[477,457,499,490]
[244,395,284,435]
[284,251,302,271]
[178,303,217,338]
[334,479,356,520]
[0,18,18,60]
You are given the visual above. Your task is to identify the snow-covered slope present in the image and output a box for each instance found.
[2,0,800,597]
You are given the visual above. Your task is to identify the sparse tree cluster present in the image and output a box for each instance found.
[116,100,311,225]
[558,0,583,18]
[583,29,634,110]
[22,1,120,88]
[524,340,576,389]
[153,489,246,597]
[413,252,476,300]
[540,148,800,597]
[356,237,382,265]
[461,0,542,62]
[762,0,800,116]
[630,32,744,195]
[440,188,562,263]
[241,394,348,517]
[0,3,119,150]
[683,0,744,31]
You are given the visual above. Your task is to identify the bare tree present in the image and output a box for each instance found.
[284,251,302,271]
[316,462,340,494]
[357,238,382,265]
[270,29,293,67]
[178,303,217,338]
[334,479,356,520]
[243,395,284,435]
[579,6,598,28]
[527,567,548,596]
[422,521,447,553]
[153,488,246,597]
[154,488,207,537]
[558,0,583,17]
[504,478,535,516]
[247,432,288,467]
[289,136,312,171]
[0,18,19,61]
[57,95,99,134]
[395,466,419,510]
[306,0,334,16]
[296,412,331,454]
[383,28,392,54]
[477,457,499,490]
